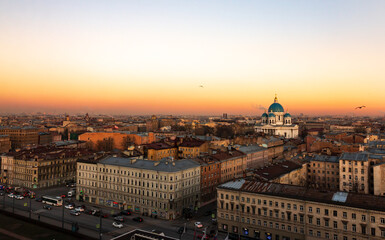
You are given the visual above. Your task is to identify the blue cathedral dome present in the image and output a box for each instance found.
[268,112,276,117]
[268,103,284,112]
[262,113,268,118]
[268,95,284,112]
[284,113,291,117]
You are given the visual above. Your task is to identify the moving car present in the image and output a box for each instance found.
[70,210,80,216]
[15,195,24,200]
[7,193,14,198]
[112,222,123,228]
[43,205,52,210]
[75,206,84,212]
[65,204,74,209]
[132,217,143,222]
[120,210,131,216]
[114,216,124,222]
[195,222,203,228]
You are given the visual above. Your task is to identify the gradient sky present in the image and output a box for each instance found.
[1,1,384,116]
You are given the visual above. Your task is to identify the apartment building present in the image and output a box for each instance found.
[339,152,384,194]
[143,142,178,161]
[217,180,385,240]
[252,160,306,186]
[178,139,209,158]
[0,126,39,149]
[1,146,91,188]
[0,135,11,153]
[373,162,385,196]
[214,149,246,183]
[307,154,340,190]
[193,155,221,205]
[77,156,200,220]
[238,145,269,169]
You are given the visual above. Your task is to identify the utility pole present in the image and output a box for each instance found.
[62,201,65,228]
[99,209,102,240]
[29,197,32,219]
[12,195,15,214]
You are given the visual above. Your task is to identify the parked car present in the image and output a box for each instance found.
[177,226,185,234]
[75,206,84,212]
[114,216,124,222]
[43,205,52,210]
[7,193,14,198]
[70,210,80,216]
[132,217,143,222]
[195,222,203,228]
[120,210,131,216]
[65,204,74,209]
[15,195,24,200]
[112,222,123,228]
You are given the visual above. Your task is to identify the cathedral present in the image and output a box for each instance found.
[255,95,298,138]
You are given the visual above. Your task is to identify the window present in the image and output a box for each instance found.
[316,208,320,214]
[371,228,376,236]
[333,221,338,229]
[308,207,313,213]
[371,216,375,223]
[343,212,347,218]
[352,213,356,219]
[362,215,366,221]
[325,219,329,227]
[333,210,338,217]
[300,205,304,211]
[352,224,356,232]
[325,233,329,239]
[316,218,320,226]
[309,229,313,236]
[333,234,338,240]
[325,209,329,216]
[381,218,385,224]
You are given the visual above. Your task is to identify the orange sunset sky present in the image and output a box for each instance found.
[1,1,384,116]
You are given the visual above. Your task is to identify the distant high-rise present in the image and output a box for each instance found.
[223,113,228,119]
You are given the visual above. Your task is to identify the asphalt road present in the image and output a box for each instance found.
[1,186,227,240]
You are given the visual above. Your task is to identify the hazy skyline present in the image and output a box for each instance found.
[1,1,384,116]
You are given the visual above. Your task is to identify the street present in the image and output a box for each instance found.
[1,186,227,240]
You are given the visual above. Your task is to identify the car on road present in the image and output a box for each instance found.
[15,195,24,200]
[120,210,131,216]
[70,210,80,216]
[7,193,15,198]
[112,222,123,228]
[114,216,124,222]
[65,204,74,209]
[132,217,143,222]
[35,197,42,202]
[177,226,185,234]
[74,206,84,212]
[43,205,52,210]
[195,222,203,228]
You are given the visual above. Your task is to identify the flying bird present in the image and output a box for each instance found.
[355,106,366,109]
[199,84,204,88]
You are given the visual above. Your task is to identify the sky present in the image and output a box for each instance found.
[0,0,384,116]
